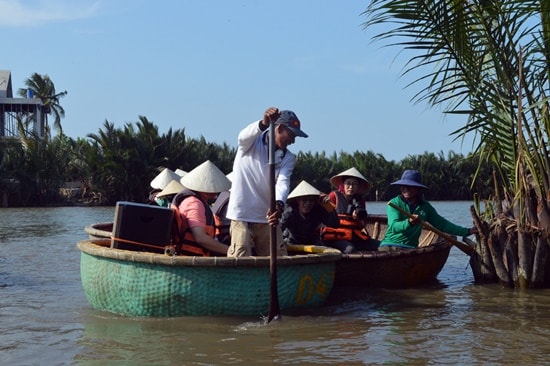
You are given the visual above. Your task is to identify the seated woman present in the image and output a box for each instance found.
[321,167,379,253]
[379,169,477,250]
[171,160,231,256]
[281,180,339,246]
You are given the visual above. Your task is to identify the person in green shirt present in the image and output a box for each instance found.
[379,170,477,251]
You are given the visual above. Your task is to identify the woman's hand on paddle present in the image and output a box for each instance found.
[262,107,280,128]
[409,214,421,225]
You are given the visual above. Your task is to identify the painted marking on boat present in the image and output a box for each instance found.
[296,273,331,305]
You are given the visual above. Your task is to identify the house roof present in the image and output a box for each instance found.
[0,70,13,98]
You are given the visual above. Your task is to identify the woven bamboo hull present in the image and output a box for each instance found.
[85,222,112,240]
[77,240,340,317]
[334,214,452,288]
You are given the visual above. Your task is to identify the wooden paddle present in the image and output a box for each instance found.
[266,117,281,324]
[387,202,475,256]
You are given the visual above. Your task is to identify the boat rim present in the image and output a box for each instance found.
[340,240,452,260]
[77,240,342,267]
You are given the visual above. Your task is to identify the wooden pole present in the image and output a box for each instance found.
[266,118,280,323]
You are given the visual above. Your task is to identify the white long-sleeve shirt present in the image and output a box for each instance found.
[226,120,296,223]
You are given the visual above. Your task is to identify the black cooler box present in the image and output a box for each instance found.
[111,201,174,253]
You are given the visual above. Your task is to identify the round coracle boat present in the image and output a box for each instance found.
[77,238,341,317]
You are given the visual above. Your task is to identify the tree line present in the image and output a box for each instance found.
[0,115,492,207]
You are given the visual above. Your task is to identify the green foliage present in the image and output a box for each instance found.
[80,117,237,204]
[1,132,66,205]
[0,62,494,206]
[18,73,67,137]
[1,115,492,206]
[363,0,550,220]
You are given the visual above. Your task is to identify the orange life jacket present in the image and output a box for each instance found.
[170,190,215,256]
[320,191,369,242]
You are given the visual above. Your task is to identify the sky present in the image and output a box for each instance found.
[1,0,476,162]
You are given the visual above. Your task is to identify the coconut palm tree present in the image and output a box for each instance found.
[18,73,67,137]
[363,0,550,288]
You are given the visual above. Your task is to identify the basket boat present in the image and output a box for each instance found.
[78,227,340,317]
[334,214,453,288]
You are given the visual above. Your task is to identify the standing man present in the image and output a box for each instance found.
[226,107,308,257]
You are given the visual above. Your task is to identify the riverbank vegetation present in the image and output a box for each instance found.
[0,115,491,207]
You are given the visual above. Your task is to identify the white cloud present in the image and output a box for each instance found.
[0,0,100,27]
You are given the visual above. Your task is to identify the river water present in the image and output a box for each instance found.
[2,202,550,365]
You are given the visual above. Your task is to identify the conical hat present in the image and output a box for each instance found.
[287,180,321,201]
[175,168,188,177]
[224,171,234,192]
[150,168,181,190]
[329,167,371,193]
[180,160,231,193]
[156,179,184,198]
